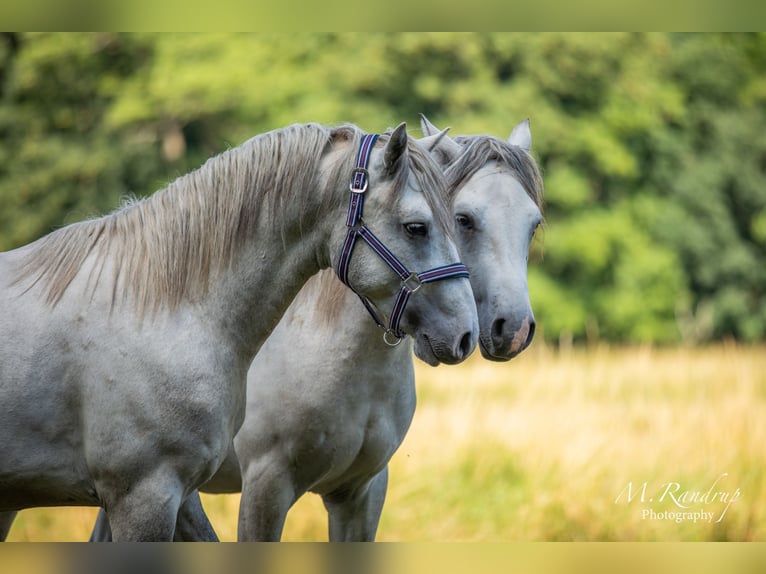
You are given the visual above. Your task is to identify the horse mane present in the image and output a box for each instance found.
[13,123,403,315]
[449,135,545,213]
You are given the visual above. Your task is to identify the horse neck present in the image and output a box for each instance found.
[170,125,362,359]
[272,269,416,381]
[290,269,406,347]
[204,199,337,366]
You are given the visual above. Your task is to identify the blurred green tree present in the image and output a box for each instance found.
[0,33,160,249]
[653,34,766,341]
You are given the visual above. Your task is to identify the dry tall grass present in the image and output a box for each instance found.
[7,343,765,541]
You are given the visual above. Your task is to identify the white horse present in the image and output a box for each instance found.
[0,122,479,541]
[81,116,543,542]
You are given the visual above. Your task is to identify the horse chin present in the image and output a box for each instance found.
[478,338,517,362]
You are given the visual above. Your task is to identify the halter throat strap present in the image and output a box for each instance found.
[335,133,470,346]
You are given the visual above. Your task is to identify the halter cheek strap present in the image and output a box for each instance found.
[336,133,470,346]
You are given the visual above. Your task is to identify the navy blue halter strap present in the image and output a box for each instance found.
[336,133,470,346]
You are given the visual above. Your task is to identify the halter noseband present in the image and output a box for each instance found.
[336,133,470,346]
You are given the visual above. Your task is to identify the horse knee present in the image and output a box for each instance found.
[100,475,184,541]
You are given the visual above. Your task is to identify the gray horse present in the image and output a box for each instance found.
[87,116,544,542]
[0,123,478,540]
[227,118,543,541]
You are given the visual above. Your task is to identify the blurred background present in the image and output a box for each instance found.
[2,33,765,541]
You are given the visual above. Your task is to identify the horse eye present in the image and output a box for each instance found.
[455,214,474,230]
[404,222,427,237]
[531,221,542,240]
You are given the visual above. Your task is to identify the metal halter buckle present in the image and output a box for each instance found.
[349,167,370,193]
[401,272,423,294]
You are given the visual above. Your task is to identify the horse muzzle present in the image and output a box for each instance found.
[480,313,536,362]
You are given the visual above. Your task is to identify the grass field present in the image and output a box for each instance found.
[6,342,766,541]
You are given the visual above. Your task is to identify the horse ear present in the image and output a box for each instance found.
[419,127,462,167]
[384,122,408,175]
[508,118,532,151]
[419,113,441,136]
[419,126,451,151]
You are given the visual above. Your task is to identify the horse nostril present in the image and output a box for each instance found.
[459,331,474,358]
[491,318,506,346]
[525,320,536,348]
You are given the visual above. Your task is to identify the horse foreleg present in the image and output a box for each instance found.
[0,511,18,541]
[99,473,183,541]
[89,509,112,541]
[173,490,218,541]
[237,459,296,541]
[89,491,217,542]
[323,466,389,542]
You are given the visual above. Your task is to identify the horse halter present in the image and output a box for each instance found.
[336,133,470,346]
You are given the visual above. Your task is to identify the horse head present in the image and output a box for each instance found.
[326,123,478,365]
[421,115,544,361]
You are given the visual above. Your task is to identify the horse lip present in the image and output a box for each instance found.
[416,334,440,366]
[417,333,469,366]
[478,337,517,362]
[427,334,469,366]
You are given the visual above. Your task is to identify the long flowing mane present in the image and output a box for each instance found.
[12,123,393,315]
[449,135,545,212]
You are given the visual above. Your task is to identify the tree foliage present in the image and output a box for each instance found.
[2,32,765,344]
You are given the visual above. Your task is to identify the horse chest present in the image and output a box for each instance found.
[305,386,415,494]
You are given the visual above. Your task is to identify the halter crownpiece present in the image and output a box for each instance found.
[336,133,470,346]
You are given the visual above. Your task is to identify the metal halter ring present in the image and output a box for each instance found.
[383,329,404,347]
[349,167,370,193]
[401,272,423,294]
